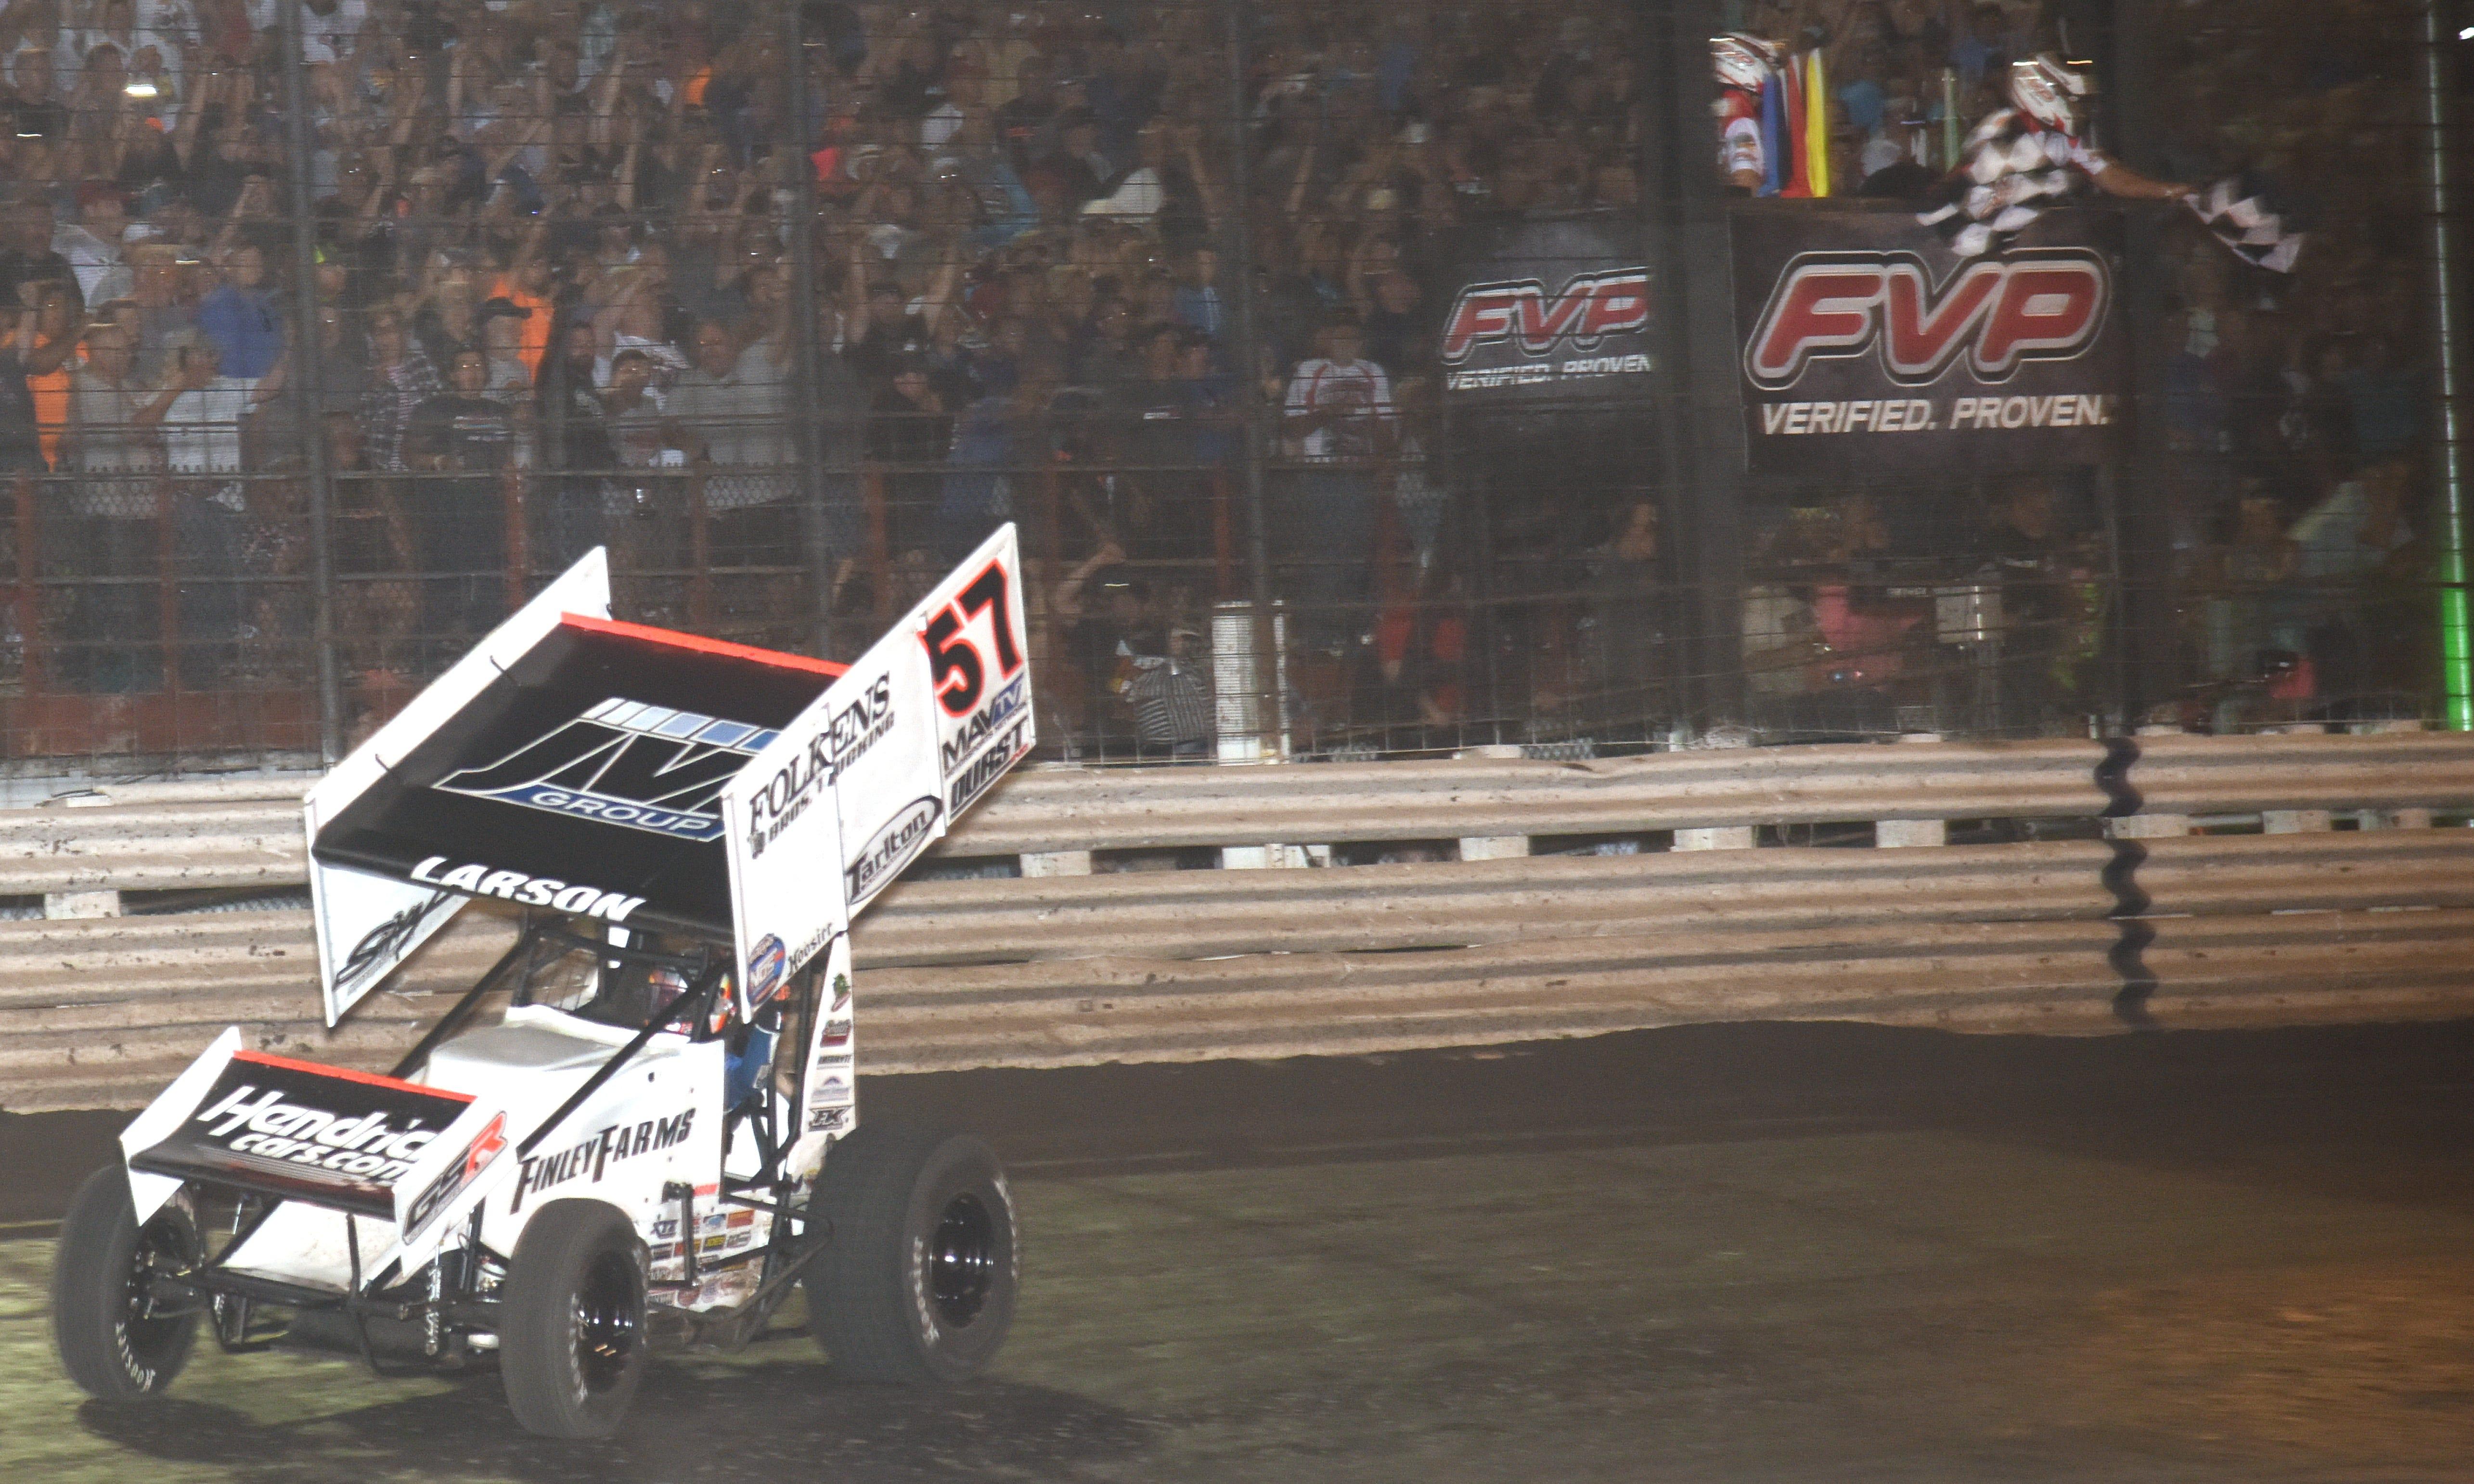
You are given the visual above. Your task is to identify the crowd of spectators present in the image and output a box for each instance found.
[0,0,2439,756]
[0,0,1667,752]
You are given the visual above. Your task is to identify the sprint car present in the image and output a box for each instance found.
[50,527,1037,1437]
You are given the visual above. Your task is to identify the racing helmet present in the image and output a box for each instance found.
[1713,33,1783,94]
[2007,54,2091,133]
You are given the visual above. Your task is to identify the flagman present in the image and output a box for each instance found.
[1921,55,2191,259]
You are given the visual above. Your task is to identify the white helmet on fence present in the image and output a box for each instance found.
[2007,54,2091,133]
[1713,33,1784,94]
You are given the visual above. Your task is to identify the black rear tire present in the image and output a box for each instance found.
[51,1165,200,1401]
[805,1122,1017,1383]
[499,1199,647,1438]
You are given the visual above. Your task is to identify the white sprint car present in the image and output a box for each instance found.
[50,527,1037,1437]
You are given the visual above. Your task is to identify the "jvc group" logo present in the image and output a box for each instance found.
[1743,250,2109,391]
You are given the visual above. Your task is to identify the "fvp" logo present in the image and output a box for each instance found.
[434,698,781,841]
[1439,269,1652,365]
[1743,251,2109,391]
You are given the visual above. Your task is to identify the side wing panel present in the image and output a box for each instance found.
[124,1049,478,1218]
[306,550,614,1023]
[117,1027,242,1221]
[719,525,1032,1003]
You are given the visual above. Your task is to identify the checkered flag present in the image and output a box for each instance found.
[2184,179,2305,274]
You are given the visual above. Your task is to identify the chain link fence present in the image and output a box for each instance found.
[0,0,2448,777]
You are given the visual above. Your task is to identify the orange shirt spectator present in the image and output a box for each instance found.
[30,351,70,469]
[487,277,554,378]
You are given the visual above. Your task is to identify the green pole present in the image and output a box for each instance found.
[1941,67,1960,171]
[2422,0,2473,728]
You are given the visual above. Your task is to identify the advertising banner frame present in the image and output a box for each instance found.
[1730,200,2131,478]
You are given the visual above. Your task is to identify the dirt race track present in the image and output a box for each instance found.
[3,1019,2472,1483]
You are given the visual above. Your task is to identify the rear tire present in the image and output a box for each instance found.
[499,1200,647,1438]
[51,1166,200,1400]
[805,1122,1017,1383]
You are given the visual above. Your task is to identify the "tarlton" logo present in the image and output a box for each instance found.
[846,796,941,904]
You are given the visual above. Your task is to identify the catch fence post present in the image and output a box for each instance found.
[688,468,711,632]
[503,470,529,614]
[154,479,178,696]
[1221,0,1284,759]
[280,0,342,762]
[785,0,836,656]
[864,469,891,625]
[13,475,42,697]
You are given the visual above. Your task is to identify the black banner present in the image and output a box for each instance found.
[129,1050,476,1216]
[1440,212,1656,411]
[1731,203,2128,476]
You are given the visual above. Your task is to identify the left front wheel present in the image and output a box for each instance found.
[52,1165,200,1400]
[499,1199,648,1439]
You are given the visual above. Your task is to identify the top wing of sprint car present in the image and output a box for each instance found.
[115,525,1036,1280]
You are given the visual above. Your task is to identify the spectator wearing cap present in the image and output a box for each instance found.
[144,331,251,484]
[194,242,285,387]
[1127,117,1220,252]
[0,298,64,475]
[1355,267,1431,385]
[601,347,673,473]
[125,241,192,388]
[1125,620,1213,760]
[866,352,951,557]
[995,53,1057,178]
[6,48,68,147]
[1112,323,1214,564]
[132,329,250,684]
[488,232,557,381]
[1171,245,1223,341]
[479,298,535,401]
[23,277,79,472]
[1050,537,1146,749]
[361,306,443,473]
[1282,315,1398,653]
[405,345,519,659]
[937,358,1054,566]
[57,181,129,304]
[535,317,618,570]
[0,197,79,312]
[1034,108,1115,215]
[416,265,488,385]
[592,240,689,389]
[666,314,794,519]
[846,281,930,388]
[62,319,163,691]
[1071,293,1146,391]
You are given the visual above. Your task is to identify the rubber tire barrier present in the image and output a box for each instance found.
[51,1165,198,1400]
[806,1122,1018,1383]
[498,1199,648,1439]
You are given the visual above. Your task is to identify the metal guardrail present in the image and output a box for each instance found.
[0,728,2468,1110]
